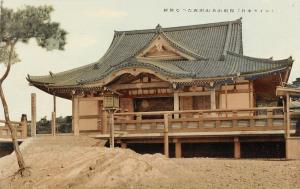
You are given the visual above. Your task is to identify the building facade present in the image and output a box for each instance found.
[27,18,296,158]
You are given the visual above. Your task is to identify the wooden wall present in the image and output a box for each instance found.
[286,137,300,159]
[219,82,253,109]
[77,97,103,132]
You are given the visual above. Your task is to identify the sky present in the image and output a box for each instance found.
[0,0,299,121]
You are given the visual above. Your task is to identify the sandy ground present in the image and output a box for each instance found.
[0,136,299,189]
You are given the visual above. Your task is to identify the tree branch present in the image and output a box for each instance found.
[0,42,15,83]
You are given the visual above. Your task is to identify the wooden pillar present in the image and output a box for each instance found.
[53,95,56,113]
[110,111,115,148]
[286,93,290,138]
[164,113,169,157]
[174,91,179,119]
[121,142,127,149]
[249,81,254,108]
[175,139,182,158]
[210,88,216,110]
[53,95,57,133]
[234,137,241,158]
[51,112,56,136]
[225,84,228,109]
[72,96,79,136]
[31,93,36,137]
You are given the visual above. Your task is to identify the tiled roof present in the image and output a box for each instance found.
[27,18,292,89]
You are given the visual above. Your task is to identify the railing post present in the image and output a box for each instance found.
[51,112,56,136]
[267,108,273,127]
[232,111,238,127]
[164,113,169,158]
[198,112,204,128]
[136,114,142,130]
[215,111,221,128]
[249,110,255,127]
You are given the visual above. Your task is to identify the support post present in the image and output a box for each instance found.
[31,93,37,137]
[174,91,179,119]
[234,137,241,158]
[285,93,291,159]
[51,112,56,136]
[175,139,182,158]
[72,96,79,136]
[286,93,290,138]
[53,95,57,133]
[53,95,56,113]
[109,111,115,148]
[164,113,169,157]
[110,111,115,148]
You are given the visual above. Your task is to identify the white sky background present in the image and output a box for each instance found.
[0,0,299,121]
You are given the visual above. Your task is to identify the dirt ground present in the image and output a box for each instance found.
[0,136,299,189]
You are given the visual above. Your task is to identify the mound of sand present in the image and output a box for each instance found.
[0,136,299,189]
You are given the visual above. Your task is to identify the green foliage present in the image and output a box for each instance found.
[36,115,72,134]
[0,4,67,64]
[0,46,19,65]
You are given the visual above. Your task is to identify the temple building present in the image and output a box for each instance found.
[27,18,299,158]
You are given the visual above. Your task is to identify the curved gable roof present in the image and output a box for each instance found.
[27,18,292,93]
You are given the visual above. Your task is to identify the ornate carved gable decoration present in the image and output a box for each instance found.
[136,34,194,61]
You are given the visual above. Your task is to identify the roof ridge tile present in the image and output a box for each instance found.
[114,19,242,35]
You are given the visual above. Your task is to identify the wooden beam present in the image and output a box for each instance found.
[164,113,169,157]
[115,106,284,116]
[77,96,104,101]
[276,86,300,96]
[31,93,36,137]
[72,96,79,136]
[234,137,241,158]
[111,82,171,90]
[178,91,211,97]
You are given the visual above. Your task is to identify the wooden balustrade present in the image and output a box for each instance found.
[113,107,290,134]
[0,119,27,139]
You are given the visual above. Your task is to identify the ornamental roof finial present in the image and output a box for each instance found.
[156,24,162,33]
